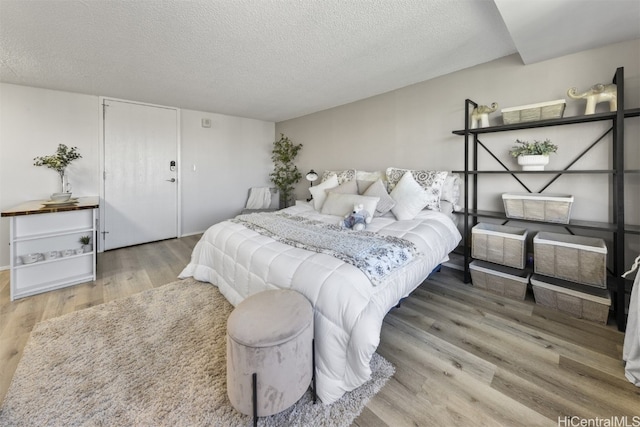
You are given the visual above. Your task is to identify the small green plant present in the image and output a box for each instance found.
[79,235,91,245]
[34,144,82,192]
[509,139,558,157]
[269,134,303,208]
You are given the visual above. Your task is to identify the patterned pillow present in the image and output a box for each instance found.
[320,169,356,185]
[385,167,447,210]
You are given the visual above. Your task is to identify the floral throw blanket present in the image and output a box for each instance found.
[233,212,419,285]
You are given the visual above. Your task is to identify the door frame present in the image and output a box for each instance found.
[98,97,182,253]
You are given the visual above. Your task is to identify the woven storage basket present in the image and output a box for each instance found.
[530,275,610,324]
[469,260,530,300]
[502,193,574,224]
[533,232,607,288]
[472,223,528,269]
[501,99,566,124]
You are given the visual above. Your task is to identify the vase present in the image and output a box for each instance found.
[59,171,72,194]
[517,155,549,171]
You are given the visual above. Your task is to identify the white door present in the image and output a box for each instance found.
[102,99,178,250]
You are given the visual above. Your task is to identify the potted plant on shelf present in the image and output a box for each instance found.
[79,235,92,253]
[33,144,82,194]
[269,134,303,208]
[509,139,558,171]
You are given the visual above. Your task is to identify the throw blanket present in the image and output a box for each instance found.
[233,212,419,285]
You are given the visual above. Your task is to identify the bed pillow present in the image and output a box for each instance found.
[441,173,461,206]
[309,174,339,210]
[320,169,356,185]
[362,178,395,216]
[390,172,431,220]
[321,192,380,218]
[386,167,447,210]
[356,170,387,194]
[327,177,358,195]
[356,170,386,182]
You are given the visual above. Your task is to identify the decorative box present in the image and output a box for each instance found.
[502,193,574,224]
[533,232,607,288]
[530,275,610,324]
[472,223,528,269]
[469,260,530,300]
[501,99,566,124]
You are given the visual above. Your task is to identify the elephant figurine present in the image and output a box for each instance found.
[470,102,498,129]
[567,83,617,115]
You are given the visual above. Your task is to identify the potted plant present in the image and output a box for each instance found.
[509,139,558,171]
[33,144,82,193]
[269,134,303,208]
[79,235,92,253]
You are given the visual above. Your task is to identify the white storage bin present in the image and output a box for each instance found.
[501,99,566,124]
[469,260,530,300]
[533,232,607,288]
[502,193,574,224]
[472,223,528,269]
[531,275,610,324]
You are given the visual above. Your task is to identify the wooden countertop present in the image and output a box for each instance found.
[1,196,99,217]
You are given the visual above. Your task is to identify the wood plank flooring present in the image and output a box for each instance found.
[1,236,638,426]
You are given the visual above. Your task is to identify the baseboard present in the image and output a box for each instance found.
[180,231,205,238]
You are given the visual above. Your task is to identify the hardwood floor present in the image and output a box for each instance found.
[1,237,638,426]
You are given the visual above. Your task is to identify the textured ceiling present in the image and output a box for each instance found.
[0,0,638,122]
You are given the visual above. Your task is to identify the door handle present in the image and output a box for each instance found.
[166,178,176,182]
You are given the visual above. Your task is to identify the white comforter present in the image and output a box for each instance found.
[179,203,461,403]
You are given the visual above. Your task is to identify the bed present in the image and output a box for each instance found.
[179,168,462,404]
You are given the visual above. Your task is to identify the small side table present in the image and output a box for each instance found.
[2,196,99,300]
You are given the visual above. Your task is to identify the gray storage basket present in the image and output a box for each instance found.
[502,193,574,224]
[472,223,528,269]
[469,260,530,300]
[533,232,607,288]
[531,275,610,324]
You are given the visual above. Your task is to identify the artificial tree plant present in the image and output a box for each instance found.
[269,134,302,208]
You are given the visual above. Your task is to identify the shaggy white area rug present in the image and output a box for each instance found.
[0,279,394,426]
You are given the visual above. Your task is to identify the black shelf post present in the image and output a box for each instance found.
[613,67,626,331]
[462,99,477,283]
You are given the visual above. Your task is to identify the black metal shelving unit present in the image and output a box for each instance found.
[452,67,638,332]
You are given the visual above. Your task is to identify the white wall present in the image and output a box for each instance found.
[180,110,275,235]
[0,84,275,268]
[276,39,640,267]
[0,84,100,269]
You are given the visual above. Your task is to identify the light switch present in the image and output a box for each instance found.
[201,118,211,128]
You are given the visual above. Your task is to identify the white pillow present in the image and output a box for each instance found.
[309,174,338,210]
[362,178,395,216]
[356,170,386,182]
[321,192,380,218]
[390,172,430,220]
[386,167,447,210]
[441,173,461,206]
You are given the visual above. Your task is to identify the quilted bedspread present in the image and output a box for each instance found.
[179,203,461,404]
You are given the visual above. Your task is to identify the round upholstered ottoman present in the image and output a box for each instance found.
[226,289,314,422]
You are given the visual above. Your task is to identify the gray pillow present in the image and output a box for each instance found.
[363,179,396,216]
